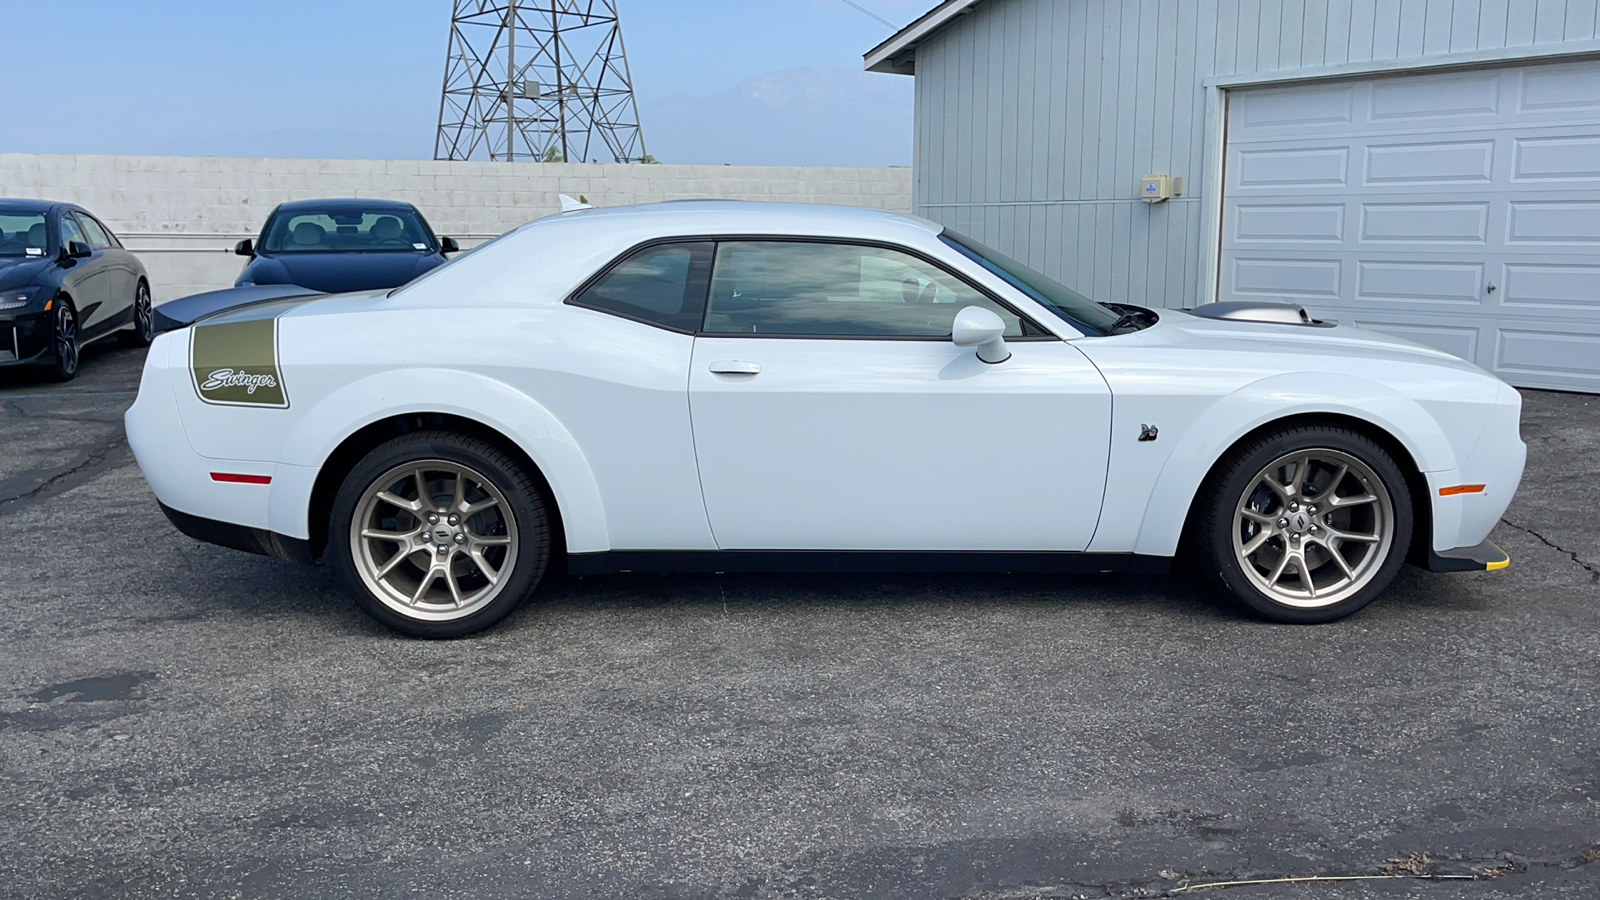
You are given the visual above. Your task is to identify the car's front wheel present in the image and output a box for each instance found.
[1196,424,1413,623]
[49,298,79,381]
[328,431,552,638]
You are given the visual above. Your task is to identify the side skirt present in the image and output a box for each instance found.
[567,550,1173,577]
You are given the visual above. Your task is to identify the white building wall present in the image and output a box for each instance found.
[911,0,1600,308]
[0,154,913,302]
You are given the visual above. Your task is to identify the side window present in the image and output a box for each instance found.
[703,241,1032,338]
[570,241,712,332]
[58,212,88,251]
[89,215,122,248]
[76,214,114,250]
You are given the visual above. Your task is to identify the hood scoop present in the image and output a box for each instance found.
[1186,301,1334,327]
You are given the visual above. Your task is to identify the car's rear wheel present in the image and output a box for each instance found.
[49,299,79,381]
[117,281,153,348]
[1196,424,1413,623]
[328,431,551,638]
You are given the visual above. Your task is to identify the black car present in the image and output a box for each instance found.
[234,198,459,293]
[0,199,153,381]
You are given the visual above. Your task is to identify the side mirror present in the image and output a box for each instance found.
[234,239,255,257]
[951,306,1011,364]
[439,236,460,254]
[66,240,93,259]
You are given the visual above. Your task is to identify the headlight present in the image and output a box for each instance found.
[0,286,41,310]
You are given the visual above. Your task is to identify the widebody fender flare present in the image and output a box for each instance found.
[1130,373,1458,557]
[273,369,609,552]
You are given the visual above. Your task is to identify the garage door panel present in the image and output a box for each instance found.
[1495,328,1600,390]
[1223,60,1600,392]
[1228,257,1343,298]
[1511,135,1600,181]
[1356,260,1487,305]
[1501,262,1600,313]
[1359,202,1490,243]
[1370,72,1502,122]
[1364,140,1496,185]
[1506,200,1600,244]
[1517,63,1600,116]
[1234,146,1351,188]
[1231,203,1347,242]
[1237,82,1356,130]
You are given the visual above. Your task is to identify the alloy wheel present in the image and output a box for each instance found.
[1231,448,1395,609]
[349,459,518,622]
[135,284,152,341]
[55,303,78,375]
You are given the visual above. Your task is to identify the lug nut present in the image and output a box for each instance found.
[421,533,432,542]
[1290,533,1300,543]
[448,515,459,526]
[427,513,439,525]
[1289,502,1299,512]
[1307,505,1317,514]
[453,533,466,544]
[1309,525,1320,535]
[436,545,449,555]
[1277,518,1289,529]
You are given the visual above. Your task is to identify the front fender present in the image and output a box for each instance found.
[1125,373,1459,558]
[269,369,609,553]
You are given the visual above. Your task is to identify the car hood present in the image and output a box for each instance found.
[1109,310,1486,375]
[248,252,440,293]
[0,256,50,291]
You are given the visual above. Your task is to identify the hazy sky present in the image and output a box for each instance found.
[1,0,928,166]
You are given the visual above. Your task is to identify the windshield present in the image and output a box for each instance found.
[0,213,49,258]
[940,230,1121,335]
[260,208,434,254]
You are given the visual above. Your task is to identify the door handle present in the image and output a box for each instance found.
[709,360,761,375]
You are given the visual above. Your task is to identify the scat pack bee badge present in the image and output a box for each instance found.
[187,297,313,409]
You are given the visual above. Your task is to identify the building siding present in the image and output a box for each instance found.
[911,0,1600,307]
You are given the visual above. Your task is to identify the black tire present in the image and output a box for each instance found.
[1195,423,1413,624]
[328,431,552,638]
[117,280,154,348]
[49,297,79,382]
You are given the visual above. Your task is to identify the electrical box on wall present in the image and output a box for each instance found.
[1139,174,1172,203]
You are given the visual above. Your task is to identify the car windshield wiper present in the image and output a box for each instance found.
[1101,303,1157,335]
[1106,312,1144,335]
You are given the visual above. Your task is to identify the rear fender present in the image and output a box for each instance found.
[272,369,608,552]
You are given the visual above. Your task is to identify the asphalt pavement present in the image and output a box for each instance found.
[1,343,1596,899]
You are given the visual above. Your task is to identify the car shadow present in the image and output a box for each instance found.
[0,340,145,393]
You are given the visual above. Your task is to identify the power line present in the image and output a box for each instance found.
[838,0,894,28]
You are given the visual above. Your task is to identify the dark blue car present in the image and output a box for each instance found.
[0,198,153,380]
[234,199,459,293]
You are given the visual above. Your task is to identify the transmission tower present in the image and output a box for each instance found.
[434,1,649,163]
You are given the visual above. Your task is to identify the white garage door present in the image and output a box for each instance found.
[1220,59,1600,393]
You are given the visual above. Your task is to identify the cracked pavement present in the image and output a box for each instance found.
[1,348,1596,899]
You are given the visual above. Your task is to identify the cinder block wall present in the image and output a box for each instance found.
[0,154,914,302]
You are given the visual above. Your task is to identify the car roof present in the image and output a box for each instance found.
[0,198,59,215]
[541,200,943,238]
[271,198,418,214]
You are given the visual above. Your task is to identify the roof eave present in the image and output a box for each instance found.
[862,0,987,75]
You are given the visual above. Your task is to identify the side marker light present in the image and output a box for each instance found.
[211,472,272,485]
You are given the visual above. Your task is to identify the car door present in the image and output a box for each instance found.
[687,239,1113,552]
[79,213,138,328]
[57,211,114,338]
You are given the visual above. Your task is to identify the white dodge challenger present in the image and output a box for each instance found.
[126,201,1525,637]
